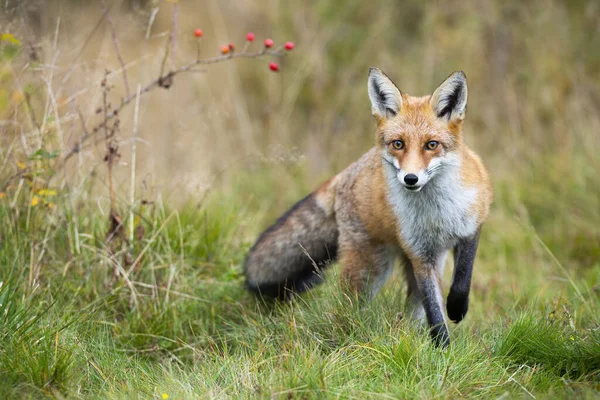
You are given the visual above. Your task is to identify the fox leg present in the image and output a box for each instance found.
[447,230,481,323]
[403,252,448,321]
[402,257,425,324]
[411,254,450,347]
[340,242,394,300]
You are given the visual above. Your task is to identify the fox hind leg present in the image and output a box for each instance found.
[340,242,394,300]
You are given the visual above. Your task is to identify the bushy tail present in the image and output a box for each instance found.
[244,179,338,300]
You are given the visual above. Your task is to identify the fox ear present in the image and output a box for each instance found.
[430,71,468,122]
[368,67,402,120]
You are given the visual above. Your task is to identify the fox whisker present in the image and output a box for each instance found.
[382,156,400,172]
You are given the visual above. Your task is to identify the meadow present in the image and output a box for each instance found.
[0,0,599,398]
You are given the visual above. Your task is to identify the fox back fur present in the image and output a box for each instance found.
[244,68,493,347]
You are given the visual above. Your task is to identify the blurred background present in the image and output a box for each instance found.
[1,0,599,267]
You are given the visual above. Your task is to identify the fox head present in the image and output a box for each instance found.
[368,68,468,192]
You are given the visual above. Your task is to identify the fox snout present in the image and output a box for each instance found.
[382,156,431,192]
[404,174,418,186]
[397,170,428,192]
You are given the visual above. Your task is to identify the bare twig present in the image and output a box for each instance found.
[24,92,41,133]
[1,170,27,192]
[100,71,128,277]
[62,49,284,163]
[101,73,117,213]
[53,17,61,50]
[145,7,159,40]
[170,3,178,68]
[75,106,89,137]
[158,3,179,80]
[158,31,171,80]
[101,0,131,99]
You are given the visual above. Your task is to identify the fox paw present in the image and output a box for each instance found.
[446,291,469,323]
[430,325,450,348]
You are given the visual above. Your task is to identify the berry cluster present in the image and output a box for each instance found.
[193,28,295,72]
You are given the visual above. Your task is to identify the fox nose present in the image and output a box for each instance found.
[404,174,419,186]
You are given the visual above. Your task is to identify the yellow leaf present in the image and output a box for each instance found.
[0,192,6,199]
[17,161,26,170]
[1,33,20,45]
[38,189,57,196]
[31,196,39,206]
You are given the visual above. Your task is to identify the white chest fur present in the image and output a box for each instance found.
[383,161,479,258]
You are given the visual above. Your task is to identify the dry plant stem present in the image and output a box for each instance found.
[1,171,26,192]
[158,2,178,81]
[170,3,178,69]
[129,84,141,244]
[24,93,41,133]
[62,49,283,163]
[158,28,172,80]
[101,0,131,99]
[145,8,159,40]
[75,107,89,137]
[101,73,128,284]
[102,76,116,214]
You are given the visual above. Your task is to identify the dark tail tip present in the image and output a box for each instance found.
[246,271,325,301]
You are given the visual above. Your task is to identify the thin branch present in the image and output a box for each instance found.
[52,16,61,50]
[158,3,178,79]
[24,92,41,133]
[63,49,284,163]
[170,3,178,69]
[75,106,89,137]
[101,0,131,99]
[101,73,117,214]
[145,7,159,40]
[1,170,27,192]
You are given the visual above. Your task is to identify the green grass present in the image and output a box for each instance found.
[0,168,599,399]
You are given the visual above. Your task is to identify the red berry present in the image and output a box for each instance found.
[269,62,279,72]
[284,41,295,51]
[264,38,274,48]
[221,45,230,54]
[246,32,255,42]
[194,28,203,38]
[228,43,235,51]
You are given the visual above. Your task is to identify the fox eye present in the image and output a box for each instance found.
[391,140,404,150]
[425,141,439,150]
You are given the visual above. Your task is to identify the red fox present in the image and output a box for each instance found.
[244,68,493,347]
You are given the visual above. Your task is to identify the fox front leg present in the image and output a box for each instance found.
[447,230,481,323]
[412,262,450,347]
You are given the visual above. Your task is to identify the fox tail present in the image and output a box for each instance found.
[244,179,338,300]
